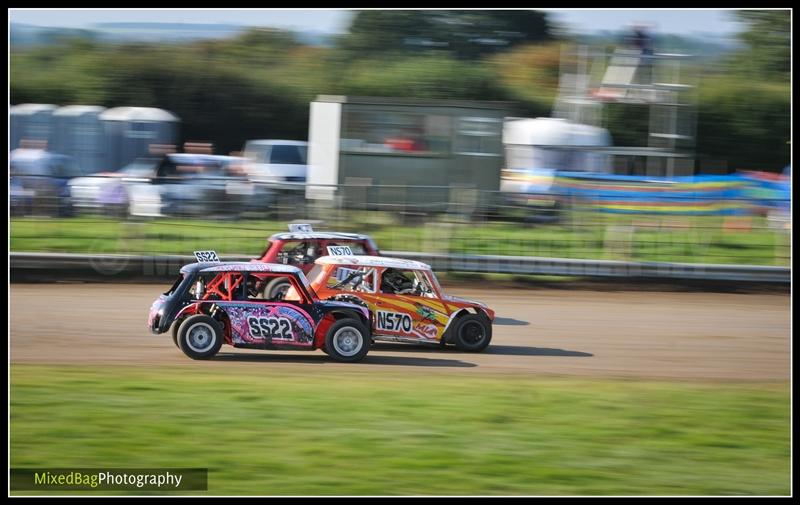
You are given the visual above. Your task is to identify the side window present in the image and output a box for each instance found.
[189,272,246,301]
[245,274,267,300]
[341,111,452,155]
[327,266,377,293]
[380,269,434,297]
[188,274,210,300]
[333,242,367,255]
[245,273,302,302]
[454,117,502,156]
[156,157,179,181]
[277,241,319,266]
[228,273,248,300]
[380,268,415,294]
[282,275,306,303]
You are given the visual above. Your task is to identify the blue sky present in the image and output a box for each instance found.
[9,9,748,36]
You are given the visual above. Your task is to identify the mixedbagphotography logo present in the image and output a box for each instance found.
[10,468,208,492]
[88,238,131,276]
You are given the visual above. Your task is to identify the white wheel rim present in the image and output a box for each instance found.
[186,322,216,353]
[332,326,363,357]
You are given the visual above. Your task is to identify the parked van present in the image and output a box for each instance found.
[242,139,308,184]
[500,117,612,221]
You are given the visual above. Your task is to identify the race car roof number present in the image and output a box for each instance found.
[327,245,353,256]
[288,223,314,233]
[194,250,221,263]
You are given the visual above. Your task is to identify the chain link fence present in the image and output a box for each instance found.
[9,177,791,267]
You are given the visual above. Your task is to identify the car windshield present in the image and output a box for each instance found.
[307,265,324,285]
[425,270,443,296]
[299,273,318,300]
[164,275,185,296]
[269,145,307,165]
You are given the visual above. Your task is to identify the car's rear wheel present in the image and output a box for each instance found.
[263,278,291,300]
[324,319,370,362]
[177,315,223,360]
[452,314,492,352]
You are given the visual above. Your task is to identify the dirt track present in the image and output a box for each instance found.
[10,284,790,381]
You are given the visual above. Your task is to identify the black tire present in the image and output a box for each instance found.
[452,314,492,352]
[177,315,223,360]
[324,318,370,362]
[170,320,182,348]
[263,278,291,300]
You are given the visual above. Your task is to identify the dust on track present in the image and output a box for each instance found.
[10,283,790,381]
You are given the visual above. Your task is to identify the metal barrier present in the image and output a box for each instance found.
[386,251,790,283]
[10,252,790,283]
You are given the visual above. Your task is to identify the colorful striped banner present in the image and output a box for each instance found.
[545,171,789,215]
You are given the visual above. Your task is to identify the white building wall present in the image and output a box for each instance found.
[306,101,341,201]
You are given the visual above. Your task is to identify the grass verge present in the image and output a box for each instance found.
[10,214,788,266]
[10,365,790,495]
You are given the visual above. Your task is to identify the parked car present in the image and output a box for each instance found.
[308,255,495,352]
[148,260,372,362]
[127,153,269,218]
[252,223,381,299]
[10,148,83,217]
[68,158,157,216]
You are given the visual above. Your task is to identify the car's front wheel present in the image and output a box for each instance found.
[324,319,370,362]
[177,315,223,360]
[452,314,492,352]
[171,320,181,348]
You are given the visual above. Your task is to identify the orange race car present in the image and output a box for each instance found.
[303,255,495,352]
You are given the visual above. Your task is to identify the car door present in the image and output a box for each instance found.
[371,269,450,342]
[221,274,316,347]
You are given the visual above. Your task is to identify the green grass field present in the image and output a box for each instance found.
[10,213,788,265]
[10,365,790,495]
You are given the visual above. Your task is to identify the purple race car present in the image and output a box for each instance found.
[148,260,372,362]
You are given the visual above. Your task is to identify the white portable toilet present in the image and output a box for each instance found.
[100,107,180,171]
[51,105,107,174]
[10,103,57,150]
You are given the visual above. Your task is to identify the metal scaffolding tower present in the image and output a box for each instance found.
[553,44,698,177]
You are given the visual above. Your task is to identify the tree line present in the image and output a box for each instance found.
[10,10,790,172]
